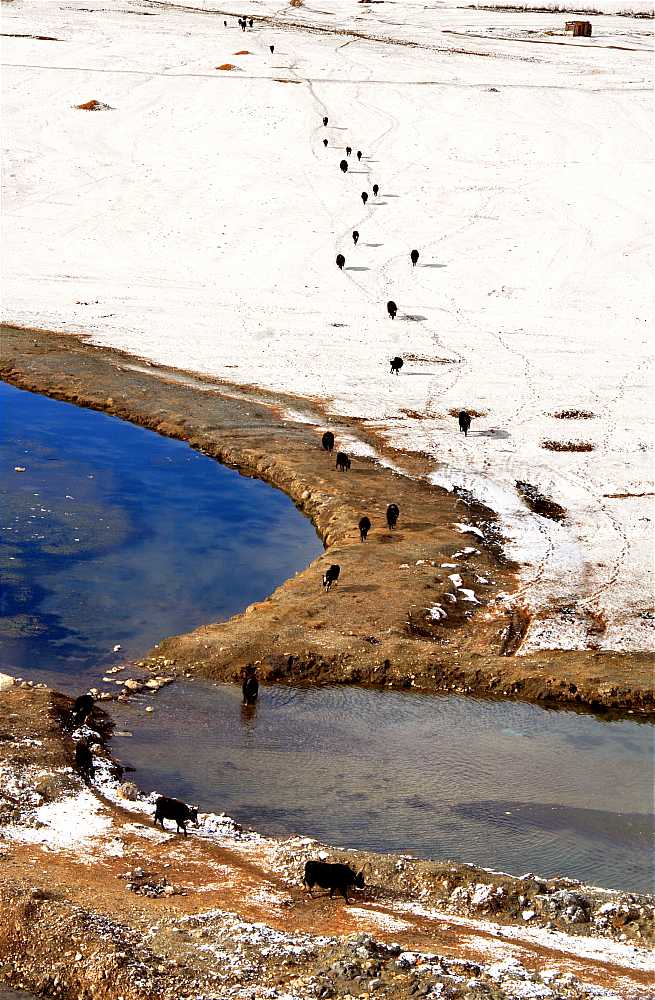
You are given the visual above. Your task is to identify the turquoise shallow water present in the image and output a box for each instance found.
[1,380,652,893]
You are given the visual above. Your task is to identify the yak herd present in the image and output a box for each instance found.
[65,83,478,898]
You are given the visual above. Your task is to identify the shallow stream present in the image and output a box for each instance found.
[1,381,652,894]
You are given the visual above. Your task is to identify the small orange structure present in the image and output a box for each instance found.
[565,20,592,36]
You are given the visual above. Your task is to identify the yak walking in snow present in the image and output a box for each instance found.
[411,249,419,267]
[459,410,472,436]
[387,300,397,320]
[390,356,403,374]
[352,230,359,245]
[336,253,345,270]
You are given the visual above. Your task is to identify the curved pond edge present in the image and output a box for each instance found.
[1,324,653,720]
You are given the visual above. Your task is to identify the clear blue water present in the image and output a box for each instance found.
[0,381,322,681]
[1,381,652,893]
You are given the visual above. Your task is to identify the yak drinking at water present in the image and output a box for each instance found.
[242,665,259,705]
[303,860,365,903]
[154,796,199,836]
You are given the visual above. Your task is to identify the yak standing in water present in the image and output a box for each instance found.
[390,357,403,375]
[359,516,371,542]
[322,430,335,453]
[387,300,397,320]
[242,665,259,705]
[459,410,472,436]
[352,230,359,245]
[386,503,400,529]
[336,253,345,270]
[340,159,348,174]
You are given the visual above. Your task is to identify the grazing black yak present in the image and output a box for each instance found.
[336,452,351,472]
[336,253,345,270]
[322,430,335,452]
[390,356,403,374]
[304,860,365,903]
[154,797,199,837]
[387,300,397,319]
[340,159,348,173]
[359,516,371,542]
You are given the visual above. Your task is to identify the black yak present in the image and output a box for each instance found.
[336,253,345,270]
[322,565,340,592]
[335,452,351,472]
[322,430,335,452]
[70,694,94,729]
[270,44,274,53]
[387,300,397,319]
[154,797,199,836]
[386,503,400,529]
[356,150,362,161]
[304,860,365,903]
[361,191,368,205]
[75,740,95,783]
[352,230,359,245]
[359,516,371,542]
[372,183,379,196]
[249,17,253,27]
[411,249,419,267]
[390,356,403,374]
[459,410,472,436]
[323,138,328,147]
[340,159,348,173]
[346,146,352,156]
[323,116,328,126]
[242,665,259,705]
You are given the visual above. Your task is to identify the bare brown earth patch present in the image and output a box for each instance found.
[542,440,595,452]
[216,62,239,70]
[516,480,567,522]
[1,687,653,1000]
[75,99,114,111]
[448,406,488,418]
[1,324,653,718]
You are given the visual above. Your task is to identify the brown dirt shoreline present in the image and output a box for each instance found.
[0,686,653,1000]
[1,323,653,718]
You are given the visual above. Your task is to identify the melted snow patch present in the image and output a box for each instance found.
[3,788,112,850]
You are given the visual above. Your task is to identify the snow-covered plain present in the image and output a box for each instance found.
[2,0,653,651]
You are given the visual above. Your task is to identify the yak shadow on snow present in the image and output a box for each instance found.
[364,242,384,247]
[422,263,447,268]
[401,314,427,322]
[345,266,370,271]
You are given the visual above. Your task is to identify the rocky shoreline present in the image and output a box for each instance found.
[2,324,653,718]
[1,681,653,1000]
